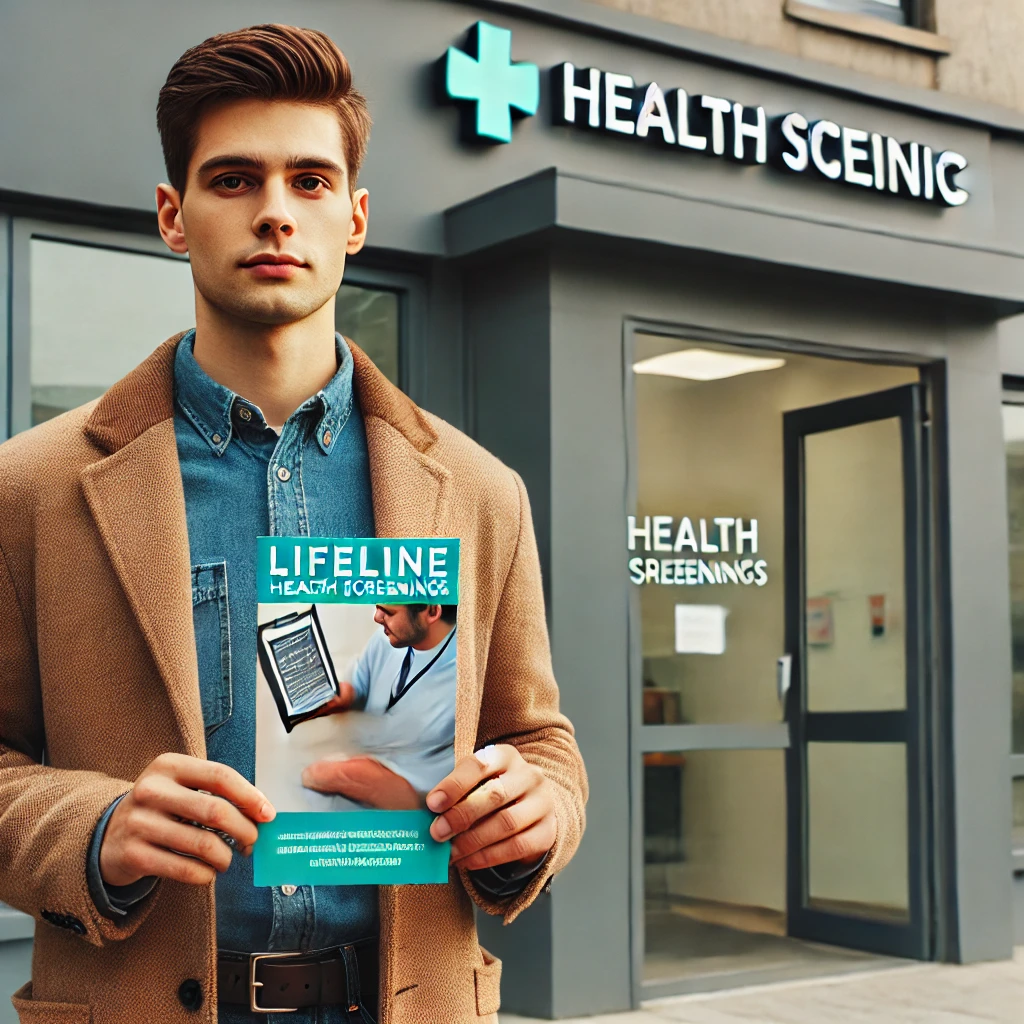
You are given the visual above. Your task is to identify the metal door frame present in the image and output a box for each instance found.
[782,384,932,960]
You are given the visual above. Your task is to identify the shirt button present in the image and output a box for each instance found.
[238,406,252,422]
[276,466,292,482]
[212,434,222,444]
[280,885,297,896]
[323,430,332,447]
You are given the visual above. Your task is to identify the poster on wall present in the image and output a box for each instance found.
[806,596,834,646]
[252,536,459,887]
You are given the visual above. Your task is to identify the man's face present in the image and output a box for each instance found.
[163,97,368,326]
[374,605,430,648]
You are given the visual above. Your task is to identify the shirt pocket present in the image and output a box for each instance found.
[192,561,232,737]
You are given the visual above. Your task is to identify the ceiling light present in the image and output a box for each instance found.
[633,348,786,381]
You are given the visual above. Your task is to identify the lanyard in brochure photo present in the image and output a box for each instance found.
[386,626,457,712]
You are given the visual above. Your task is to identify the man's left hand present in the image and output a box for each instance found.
[426,744,555,871]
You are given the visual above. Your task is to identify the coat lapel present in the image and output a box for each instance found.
[81,335,205,758]
[349,341,451,538]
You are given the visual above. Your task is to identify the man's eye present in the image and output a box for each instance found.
[216,176,247,190]
[298,177,325,192]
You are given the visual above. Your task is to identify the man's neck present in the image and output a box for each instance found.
[412,621,455,653]
[191,297,339,429]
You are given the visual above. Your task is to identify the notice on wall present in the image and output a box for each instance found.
[674,604,728,655]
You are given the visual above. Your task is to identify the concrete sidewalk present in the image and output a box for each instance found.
[501,948,1024,1024]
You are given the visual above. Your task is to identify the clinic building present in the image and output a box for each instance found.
[0,0,1023,1018]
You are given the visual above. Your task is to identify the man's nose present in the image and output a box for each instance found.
[252,178,297,239]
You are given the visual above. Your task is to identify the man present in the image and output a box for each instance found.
[0,23,586,1024]
[301,604,459,810]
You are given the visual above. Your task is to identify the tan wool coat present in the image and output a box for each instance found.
[0,334,588,1024]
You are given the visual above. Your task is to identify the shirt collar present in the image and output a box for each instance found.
[173,328,355,457]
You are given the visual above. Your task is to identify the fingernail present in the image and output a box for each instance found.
[432,817,451,840]
[260,801,276,821]
[474,745,498,768]
[426,791,447,812]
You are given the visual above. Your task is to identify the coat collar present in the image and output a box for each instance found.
[83,332,440,456]
[80,331,450,758]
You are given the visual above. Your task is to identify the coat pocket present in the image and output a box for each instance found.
[12,982,91,1023]
[474,946,502,1017]
[192,561,232,737]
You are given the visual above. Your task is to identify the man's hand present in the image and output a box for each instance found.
[426,745,555,871]
[99,753,276,888]
[300,681,357,721]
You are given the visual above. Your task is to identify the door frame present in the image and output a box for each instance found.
[623,319,950,1005]
[782,384,932,960]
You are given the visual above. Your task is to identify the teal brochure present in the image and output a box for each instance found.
[253,537,460,887]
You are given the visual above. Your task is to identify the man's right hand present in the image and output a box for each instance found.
[99,753,276,888]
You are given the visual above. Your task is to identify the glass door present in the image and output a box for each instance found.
[783,384,930,959]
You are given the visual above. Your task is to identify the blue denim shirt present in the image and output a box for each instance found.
[85,332,537,962]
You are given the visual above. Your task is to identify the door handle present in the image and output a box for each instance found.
[777,654,792,705]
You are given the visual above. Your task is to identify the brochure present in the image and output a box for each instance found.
[253,536,460,887]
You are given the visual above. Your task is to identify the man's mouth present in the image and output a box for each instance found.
[239,253,307,279]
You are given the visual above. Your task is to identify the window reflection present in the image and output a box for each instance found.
[30,239,193,425]
[336,284,400,388]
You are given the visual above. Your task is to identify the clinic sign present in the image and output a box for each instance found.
[440,21,971,207]
[627,515,768,587]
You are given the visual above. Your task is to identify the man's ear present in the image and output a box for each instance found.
[346,188,369,255]
[156,183,188,255]
[425,604,443,625]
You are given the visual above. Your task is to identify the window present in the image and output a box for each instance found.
[1003,402,1024,758]
[17,222,405,432]
[797,0,910,27]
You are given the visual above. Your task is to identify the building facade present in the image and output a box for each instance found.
[0,0,1022,1019]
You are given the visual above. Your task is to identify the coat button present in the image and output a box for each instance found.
[280,884,297,896]
[178,978,203,1012]
[276,466,291,482]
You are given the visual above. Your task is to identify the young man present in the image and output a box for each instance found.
[0,24,586,1024]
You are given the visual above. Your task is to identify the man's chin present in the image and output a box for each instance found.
[202,286,332,327]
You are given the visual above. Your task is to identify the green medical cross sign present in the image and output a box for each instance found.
[442,22,539,143]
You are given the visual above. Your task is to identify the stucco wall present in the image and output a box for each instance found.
[585,0,1024,112]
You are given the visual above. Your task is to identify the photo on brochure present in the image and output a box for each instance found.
[253,536,459,887]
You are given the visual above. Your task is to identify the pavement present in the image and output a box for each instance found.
[501,948,1024,1024]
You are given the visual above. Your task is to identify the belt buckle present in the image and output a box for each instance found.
[249,950,305,1014]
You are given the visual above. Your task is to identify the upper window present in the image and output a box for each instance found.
[23,228,402,431]
[797,0,909,26]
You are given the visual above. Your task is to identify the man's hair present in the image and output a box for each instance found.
[157,23,372,195]
[406,604,458,626]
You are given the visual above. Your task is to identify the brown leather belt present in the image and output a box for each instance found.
[217,938,377,1015]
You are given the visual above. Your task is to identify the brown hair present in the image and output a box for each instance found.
[157,24,372,195]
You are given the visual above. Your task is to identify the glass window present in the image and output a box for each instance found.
[796,0,909,26]
[632,334,918,726]
[1003,404,1024,756]
[336,283,400,388]
[30,239,193,425]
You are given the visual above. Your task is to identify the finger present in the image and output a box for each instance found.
[134,778,260,849]
[303,683,356,721]
[143,815,236,873]
[449,793,549,863]
[425,745,513,814]
[454,820,556,872]
[430,761,538,841]
[122,840,218,886]
[153,754,275,823]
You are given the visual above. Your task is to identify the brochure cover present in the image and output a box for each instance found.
[253,536,460,887]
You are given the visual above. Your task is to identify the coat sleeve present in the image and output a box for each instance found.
[0,542,157,946]
[459,471,588,924]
